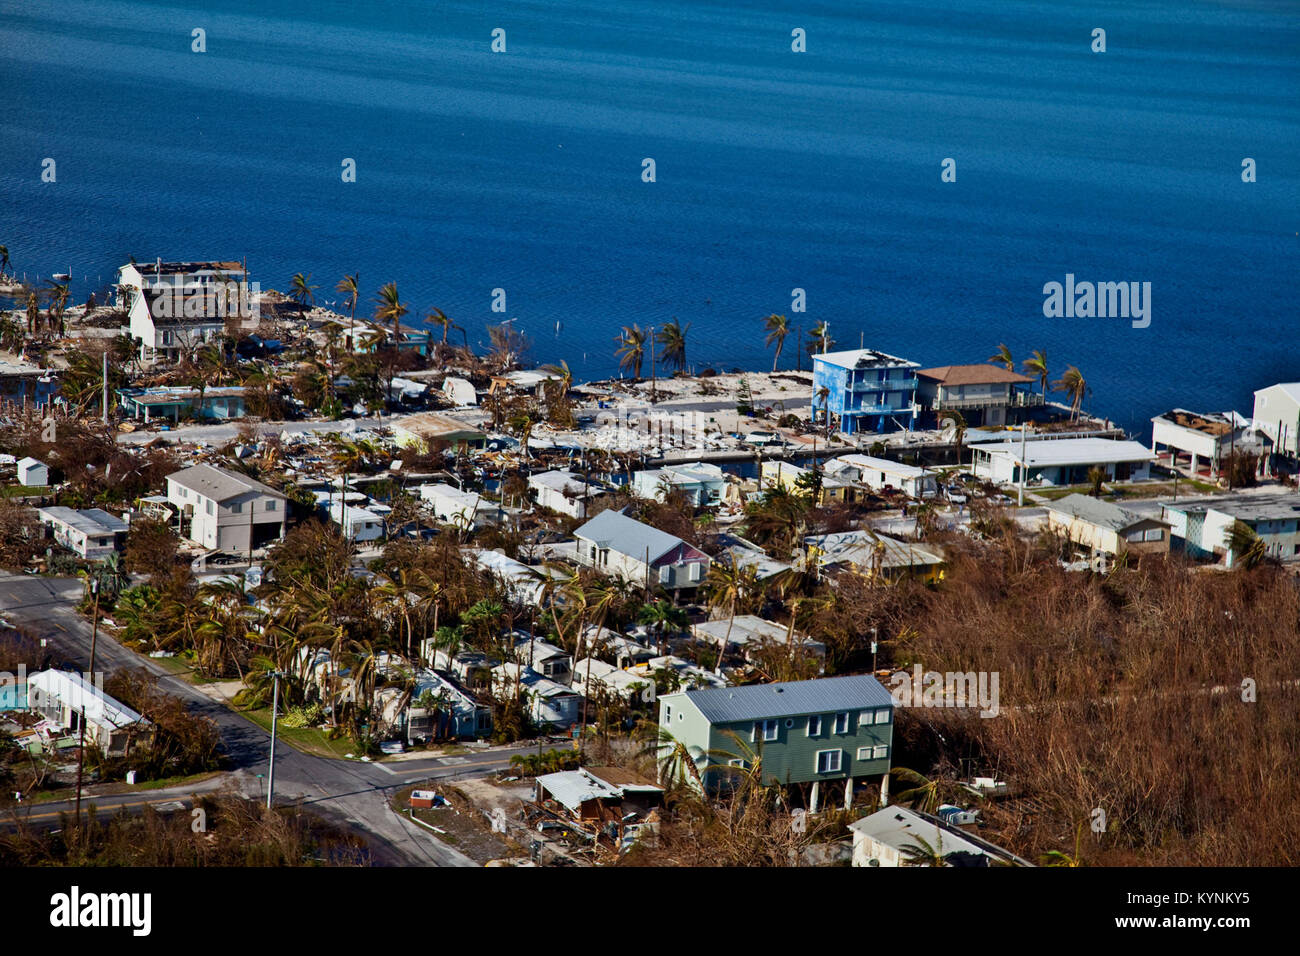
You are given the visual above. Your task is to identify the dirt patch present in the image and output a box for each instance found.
[392,782,526,865]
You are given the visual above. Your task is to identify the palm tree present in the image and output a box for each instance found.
[615,325,647,379]
[373,282,408,344]
[25,290,39,335]
[638,599,688,657]
[1053,365,1088,420]
[1224,520,1268,570]
[1022,349,1049,399]
[0,245,11,278]
[427,306,457,344]
[335,272,359,344]
[806,321,833,356]
[704,560,761,674]
[1087,465,1107,498]
[763,313,790,372]
[889,766,951,815]
[899,833,949,867]
[815,385,832,435]
[655,317,690,373]
[508,405,541,461]
[289,273,317,313]
[939,409,967,465]
[540,360,575,427]
[989,343,1014,371]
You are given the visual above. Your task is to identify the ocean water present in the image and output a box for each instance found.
[1,0,1296,438]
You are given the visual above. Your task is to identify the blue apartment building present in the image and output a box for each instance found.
[811,349,920,435]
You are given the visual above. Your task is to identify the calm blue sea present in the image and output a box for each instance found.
[1,0,1297,437]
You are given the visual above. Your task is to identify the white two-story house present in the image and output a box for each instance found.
[166,463,287,553]
[117,259,249,364]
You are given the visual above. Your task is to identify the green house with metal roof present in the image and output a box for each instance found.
[658,675,895,803]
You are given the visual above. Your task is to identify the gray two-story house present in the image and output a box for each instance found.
[658,674,895,805]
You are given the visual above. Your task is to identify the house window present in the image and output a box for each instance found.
[874,709,892,725]
[815,750,842,774]
[205,500,214,516]
[1143,528,1163,542]
[872,745,889,760]
[266,500,276,512]
[753,719,778,742]
[807,715,821,736]
[230,502,242,514]
[834,712,850,734]
[728,759,747,769]
[857,746,873,761]
[664,704,672,722]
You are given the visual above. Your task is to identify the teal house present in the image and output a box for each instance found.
[658,674,895,807]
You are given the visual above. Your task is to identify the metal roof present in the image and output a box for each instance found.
[1044,493,1165,533]
[847,806,1032,865]
[38,506,128,537]
[574,508,686,563]
[536,769,623,812]
[168,463,286,502]
[805,530,945,571]
[27,669,144,730]
[974,437,1154,467]
[1163,492,1300,523]
[676,674,894,724]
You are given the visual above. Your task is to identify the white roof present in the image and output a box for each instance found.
[812,348,918,370]
[1255,382,1300,403]
[38,507,128,536]
[974,437,1154,467]
[694,615,823,650]
[536,769,622,813]
[27,670,144,731]
[829,454,928,479]
[806,530,945,571]
[17,456,45,469]
[848,806,991,859]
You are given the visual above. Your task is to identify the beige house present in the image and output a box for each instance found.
[166,463,288,553]
[392,412,486,454]
[1044,493,1170,557]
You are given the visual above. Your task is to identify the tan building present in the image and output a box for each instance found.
[392,412,487,454]
[1044,493,1170,557]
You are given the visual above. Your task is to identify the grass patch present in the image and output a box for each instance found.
[0,484,46,498]
[1032,479,1220,502]
[238,707,359,760]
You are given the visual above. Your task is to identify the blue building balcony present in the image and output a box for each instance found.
[849,377,918,392]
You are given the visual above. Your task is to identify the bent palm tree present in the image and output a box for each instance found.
[289,272,317,313]
[807,321,833,356]
[763,313,790,372]
[373,282,408,344]
[1053,365,1088,420]
[989,343,1014,371]
[1224,520,1267,570]
[655,317,690,373]
[335,272,359,343]
[1022,350,1048,399]
[615,324,647,379]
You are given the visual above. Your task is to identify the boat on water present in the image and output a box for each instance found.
[51,272,71,282]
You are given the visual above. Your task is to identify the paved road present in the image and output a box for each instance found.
[0,573,539,866]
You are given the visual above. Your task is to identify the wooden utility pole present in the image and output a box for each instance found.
[73,578,101,834]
